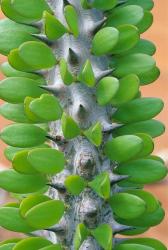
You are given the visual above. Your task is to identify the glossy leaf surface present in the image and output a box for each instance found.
[91,224,112,250]
[109,193,146,219]
[65,175,86,195]
[27,148,65,174]
[96,77,119,105]
[0,77,45,103]
[61,113,81,139]
[0,124,47,147]
[104,135,143,163]
[0,169,46,193]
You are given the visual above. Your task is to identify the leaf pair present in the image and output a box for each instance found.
[74,223,112,250]
[24,94,63,122]
[91,24,139,56]
[8,41,57,72]
[1,0,52,24]
[0,195,64,232]
[61,113,102,146]
[96,74,140,106]
[109,190,159,221]
[13,148,65,175]
[19,194,64,229]
[65,171,110,198]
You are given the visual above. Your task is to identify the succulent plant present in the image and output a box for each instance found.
[0,0,167,249]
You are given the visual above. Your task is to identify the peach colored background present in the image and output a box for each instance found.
[0,1,168,246]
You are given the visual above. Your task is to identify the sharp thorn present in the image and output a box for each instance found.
[68,48,80,65]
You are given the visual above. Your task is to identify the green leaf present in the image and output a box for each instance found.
[78,60,96,87]
[136,11,153,34]
[83,122,102,146]
[111,53,156,78]
[8,48,35,72]
[0,77,46,104]
[65,175,86,195]
[0,243,16,250]
[96,77,119,105]
[22,199,65,229]
[4,144,50,162]
[113,98,164,124]
[18,41,57,71]
[0,62,45,83]
[59,58,75,85]
[109,193,146,219]
[43,11,68,40]
[0,18,39,33]
[91,224,112,250]
[11,0,52,21]
[0,103,31,123]
[74,224,89,250]
[115,159,167,184]
[24,96,43,123]
[12,150,38,174]
[135,133,154,158]
[106,5,144,27]
[139,66,160,85]
[0,30,38,56]
[61,112,81,139]
[0,206,34,233]
[104,135,143,163]
[123,238,167,250]
[64,5,79,37]
[91,27,119,56]
[0,124,47,147]
[27,148,65,174]
[123,39,156,56]
[1,0,34,24]
[117,180,144,189]
[91,0,117,10]
[20,194,51,217]
[111,24,140,54]
[0,169,47,193]
[122,0,154,10]
[116,205,165,228]
[114,244,154,250]
[13,237,52,250]
[113,119,165,138]
[12,150,38,175]
[88,172,111,200]
[125,190,159,213]
[29,94,63,121]
[111,74,140,106]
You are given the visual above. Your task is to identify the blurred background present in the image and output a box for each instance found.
[0,0,168,246]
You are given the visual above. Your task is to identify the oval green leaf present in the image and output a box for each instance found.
[111,74,140,106]
[113,119,165,138]
[1,123,47,147]
[27,148,65,174]
[109,193,146,219]
[104,135,143,163]
[113,98,164,124]
[18,41,57,70]
[96,77,119,105]
[0,169,47,193]
[29,94,63,121]
[0,77,45,104]
[116,159,167,184]
[91,27,119,56]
